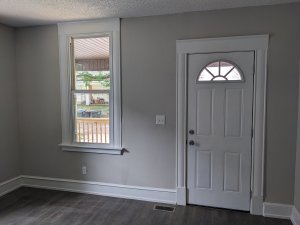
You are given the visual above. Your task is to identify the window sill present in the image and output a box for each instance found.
[59,144,123,155]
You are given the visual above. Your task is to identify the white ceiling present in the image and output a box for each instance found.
[0,0,299,27]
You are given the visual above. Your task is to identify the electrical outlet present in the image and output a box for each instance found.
[156,115,166,125]
[82,166,87,175]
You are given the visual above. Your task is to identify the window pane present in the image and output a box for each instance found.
[220,61,234,76]
[213,76,227,81]
[226,68,242,80]
[73,36,110,90]
[74,93,110,144]
[206,61,219,76]
[198,69,213,81]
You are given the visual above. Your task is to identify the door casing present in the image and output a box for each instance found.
[175,35,269,215]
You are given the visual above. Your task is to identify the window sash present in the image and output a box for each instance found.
[71,90,113,146]
[70,35,112,92]
[71,90,110,94]
[70,34,114,147]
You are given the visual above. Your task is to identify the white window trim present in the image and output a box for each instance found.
[58,18,122,154]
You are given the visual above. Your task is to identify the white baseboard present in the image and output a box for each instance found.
[263,202,293,219]
[21,175,177,204]
[292,207,300,225]
[0,176,22,198]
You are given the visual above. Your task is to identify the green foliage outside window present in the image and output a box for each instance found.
[76,71,110,89]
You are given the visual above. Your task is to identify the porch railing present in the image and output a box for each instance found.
[76,118,109,144]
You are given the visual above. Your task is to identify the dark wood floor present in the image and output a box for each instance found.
[0,187,292,225]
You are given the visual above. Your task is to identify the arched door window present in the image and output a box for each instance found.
[198,60,243,82]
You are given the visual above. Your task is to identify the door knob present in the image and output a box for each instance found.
[189,140,195,146]
[189,130,195,135]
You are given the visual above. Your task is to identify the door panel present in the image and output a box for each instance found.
[187,51,254,211]
[195,150,212,189]
[196,89,213,136]
[224,152,241,192]
[225,88,243,137]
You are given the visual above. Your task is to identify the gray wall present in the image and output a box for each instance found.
[296,126,300,211]
[16,3,300,204]
[295,63,300,211]
[0,24,20,183]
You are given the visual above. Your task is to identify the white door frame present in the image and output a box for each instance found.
[176,35,269,215]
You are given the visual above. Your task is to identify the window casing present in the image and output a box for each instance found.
[58,19,122,154]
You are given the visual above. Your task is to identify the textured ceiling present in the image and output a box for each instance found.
[0,0,299,27]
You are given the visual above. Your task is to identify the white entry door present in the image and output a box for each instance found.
[187,51,254,211]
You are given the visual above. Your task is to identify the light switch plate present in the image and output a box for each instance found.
[156,115,166,125]
[82,166,87,175]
